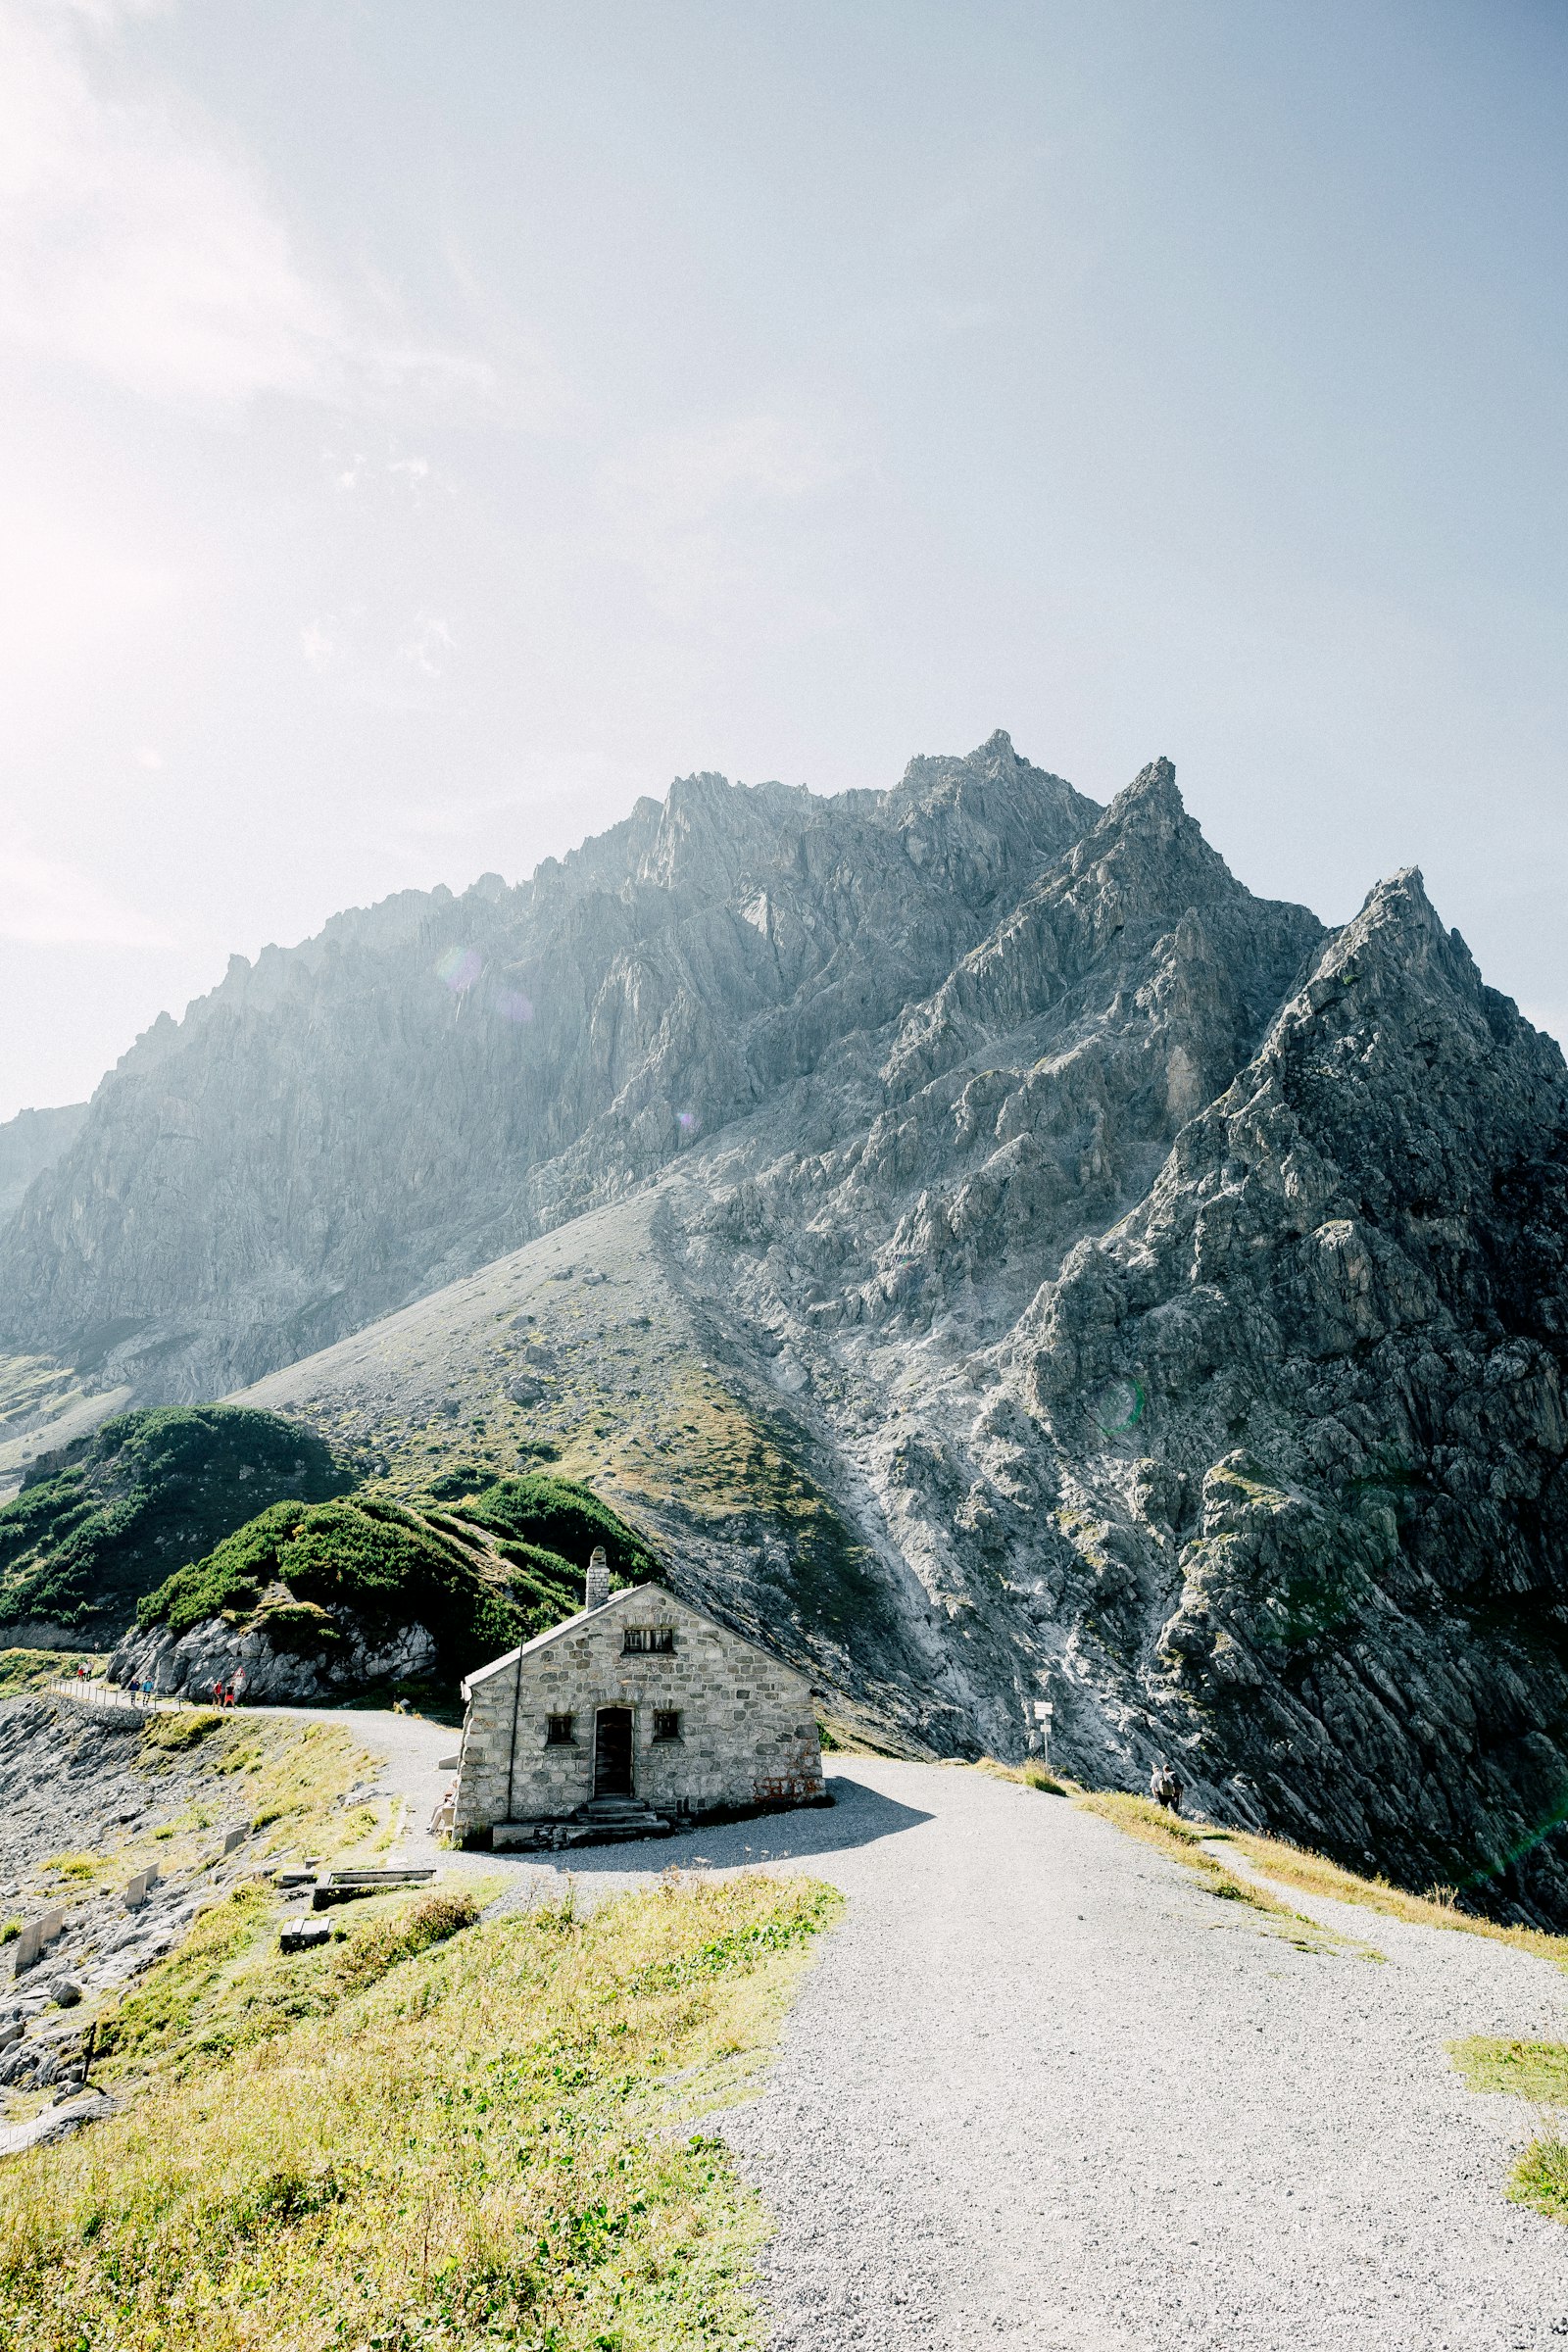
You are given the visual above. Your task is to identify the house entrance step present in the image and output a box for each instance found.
[493,1801,674,1852]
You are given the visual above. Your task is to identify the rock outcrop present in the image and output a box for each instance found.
[109,1610,439,1704]
[0,1103,86,1230]
[6,735,1568,1918]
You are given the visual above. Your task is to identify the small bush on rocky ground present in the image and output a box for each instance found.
[1509,2134,1568,2223]
[0,1871,840,2350]
[1448,2040,1568,2226]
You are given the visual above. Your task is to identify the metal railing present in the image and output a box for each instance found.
[45,1678,196,1715]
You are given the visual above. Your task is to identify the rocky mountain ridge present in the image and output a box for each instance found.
[5,734,1568,1919]
[0,733,1098,1400]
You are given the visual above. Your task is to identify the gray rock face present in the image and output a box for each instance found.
[7,733,1568,1919]
[0,1104,87,1233]
[0,733,1095,1397]
[110,1612,439,1704]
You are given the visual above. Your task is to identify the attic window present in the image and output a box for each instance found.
[623,1627,675,1654]
[546,1713,575,1744]
[653,1709,682,1742]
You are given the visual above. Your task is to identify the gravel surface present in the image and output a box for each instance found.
[720,1761,1568,2352]
[277,1728,1568,2346]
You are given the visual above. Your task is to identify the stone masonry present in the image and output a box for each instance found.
[450,1581,826,1843]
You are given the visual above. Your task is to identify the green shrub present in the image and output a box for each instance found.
[136,1469,660,1689]
[461,1473,661,1584]
[337,1887,480,1991]
[142,1495,572,1680]
[0,1408,351,1640]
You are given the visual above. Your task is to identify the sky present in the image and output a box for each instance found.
[1,0,1565,1119]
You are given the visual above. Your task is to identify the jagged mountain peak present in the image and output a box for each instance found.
[9,738,1568,1926]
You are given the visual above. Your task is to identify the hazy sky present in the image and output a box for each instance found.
[3,0,1565,1119]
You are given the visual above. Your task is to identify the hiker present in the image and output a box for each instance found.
[1151,1761,1183,1813]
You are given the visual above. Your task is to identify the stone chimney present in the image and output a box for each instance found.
[584,1545,611,1612]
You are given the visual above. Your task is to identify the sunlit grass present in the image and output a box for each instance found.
[1449,2037,1568,2228]
[0,1870,842,2350]
[1218,1830,1568,1972]
[1072,1790,1380,1958]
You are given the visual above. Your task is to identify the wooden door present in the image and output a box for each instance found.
[594,1706,633,1797]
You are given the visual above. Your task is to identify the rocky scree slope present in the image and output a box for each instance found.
[6,735,1568,1919]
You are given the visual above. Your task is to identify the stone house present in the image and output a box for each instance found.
[447,1554,827,1847]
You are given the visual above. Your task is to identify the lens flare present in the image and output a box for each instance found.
[497,989,533,1023]
[676,1109,700,1136]
[1096,1376,1145,1436]
[435,946,482,994]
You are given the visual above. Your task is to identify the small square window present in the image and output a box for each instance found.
[623,1626,676,1654]
[653,1709,681,1742]
[546,1713,575,1745]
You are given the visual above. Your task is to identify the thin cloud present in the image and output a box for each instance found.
[0,844,172,946]
[0,0,491,410]
[401,612,455,677]
[597,412,852,623]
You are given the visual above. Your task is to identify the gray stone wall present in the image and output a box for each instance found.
[452,1586,824,1838]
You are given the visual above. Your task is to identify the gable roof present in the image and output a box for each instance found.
[461,1582,805,1695]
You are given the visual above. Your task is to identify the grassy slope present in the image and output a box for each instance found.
[0,1408,352,1640]
[136,1473,662,1688]
[2,1704,388,1943]
[0,1870,841,2351]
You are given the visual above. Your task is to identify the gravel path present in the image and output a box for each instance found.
[720,1760,1568,2351]
[264,1726,1568,2344]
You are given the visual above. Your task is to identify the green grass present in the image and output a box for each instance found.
[0,1870,842,2350]
[0,1648,105,1695]
[1449,2038,1568,2227]
[95,1883,485,2082]
[1449,2036,1568,2102]
[1509,2135,1568,2223]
